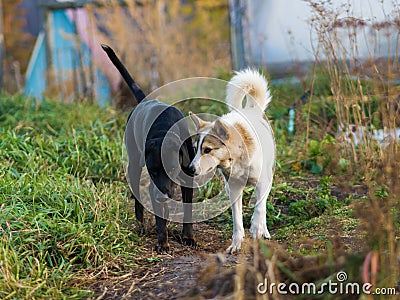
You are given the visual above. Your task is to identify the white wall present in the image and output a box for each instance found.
[247,0,399,64]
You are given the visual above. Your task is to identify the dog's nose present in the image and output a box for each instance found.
[188,163,197,175]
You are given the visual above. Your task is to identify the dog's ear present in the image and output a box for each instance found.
[189,112,210,130]
[214,119,229,140]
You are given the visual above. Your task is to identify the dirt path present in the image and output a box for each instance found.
[89,179,368,300]
[90,222,236,299]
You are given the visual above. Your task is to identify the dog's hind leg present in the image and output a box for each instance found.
[149,182,170,253]
[181,186,196,247]
[125,129,144,223]
[226,180,246,254]
[134,198,144,223]
[126,159,143,223]
[250,180,272,240]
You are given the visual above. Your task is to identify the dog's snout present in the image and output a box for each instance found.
[188,163,197,175]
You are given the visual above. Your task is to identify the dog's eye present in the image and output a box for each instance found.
[204,147,212,154]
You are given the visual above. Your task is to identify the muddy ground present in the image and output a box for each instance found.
[90,222,233,299]
[89,197,366,300]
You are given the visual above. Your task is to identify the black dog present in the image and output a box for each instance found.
[101,44,195,253]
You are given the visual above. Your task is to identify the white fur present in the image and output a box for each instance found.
[224,112,274,253]
[225,69,275,253]
[190,69,275,254]
[226,68,271,111]
[191,129,216,174]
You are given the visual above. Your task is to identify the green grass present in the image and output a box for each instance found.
[0,86,396,298]
[0,95,140,298]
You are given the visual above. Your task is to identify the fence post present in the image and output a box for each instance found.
[229,0,246,70]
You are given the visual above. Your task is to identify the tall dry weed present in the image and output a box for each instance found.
[306,1,399,296]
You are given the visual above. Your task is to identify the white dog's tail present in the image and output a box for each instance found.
[226,68,271,112]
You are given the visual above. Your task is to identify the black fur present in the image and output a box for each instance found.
[101,44,146,103]
[101,44,195,253]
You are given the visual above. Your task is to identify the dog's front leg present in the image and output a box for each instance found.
[152,204,170,253]
[250,182,272,239]
[226,181,245,254]
[181,186,196,246]
[154,214,169,253]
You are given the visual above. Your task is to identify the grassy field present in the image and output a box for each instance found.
[0,2,399,299]
[0,69,398,299]
[1,4,400,294]
[0,96,140,298]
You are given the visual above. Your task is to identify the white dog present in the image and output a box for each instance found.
[189,69,275,253]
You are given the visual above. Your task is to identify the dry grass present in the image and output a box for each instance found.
[86,0,231,107]
[305,3,399,295]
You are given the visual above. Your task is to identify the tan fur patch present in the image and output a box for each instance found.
[198,124,213,134]
[193,119,256,177]
[233,123,255,157]
[201,122,255,159]
[189,112,211,130]
[201,134,225,153]
[248,88,256,97]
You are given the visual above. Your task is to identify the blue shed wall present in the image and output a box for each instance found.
[25,9,111,104]
[25,31,47,100]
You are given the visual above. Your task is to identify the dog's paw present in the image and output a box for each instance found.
[250,222,271,239]
[226,234,244,254]
[226,240,242,254]
[154,243,170,254]
[181,236,196,247]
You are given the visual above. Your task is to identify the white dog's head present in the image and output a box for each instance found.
[188,112,232,176]
[188,112,254,177]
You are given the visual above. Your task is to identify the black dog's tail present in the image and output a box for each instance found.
[101,44,146,103]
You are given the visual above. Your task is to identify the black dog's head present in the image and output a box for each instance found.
[145,135,192,199]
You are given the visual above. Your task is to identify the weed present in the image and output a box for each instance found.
[374,185,388,199]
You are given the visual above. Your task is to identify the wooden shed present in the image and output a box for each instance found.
[25,0,111,104]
